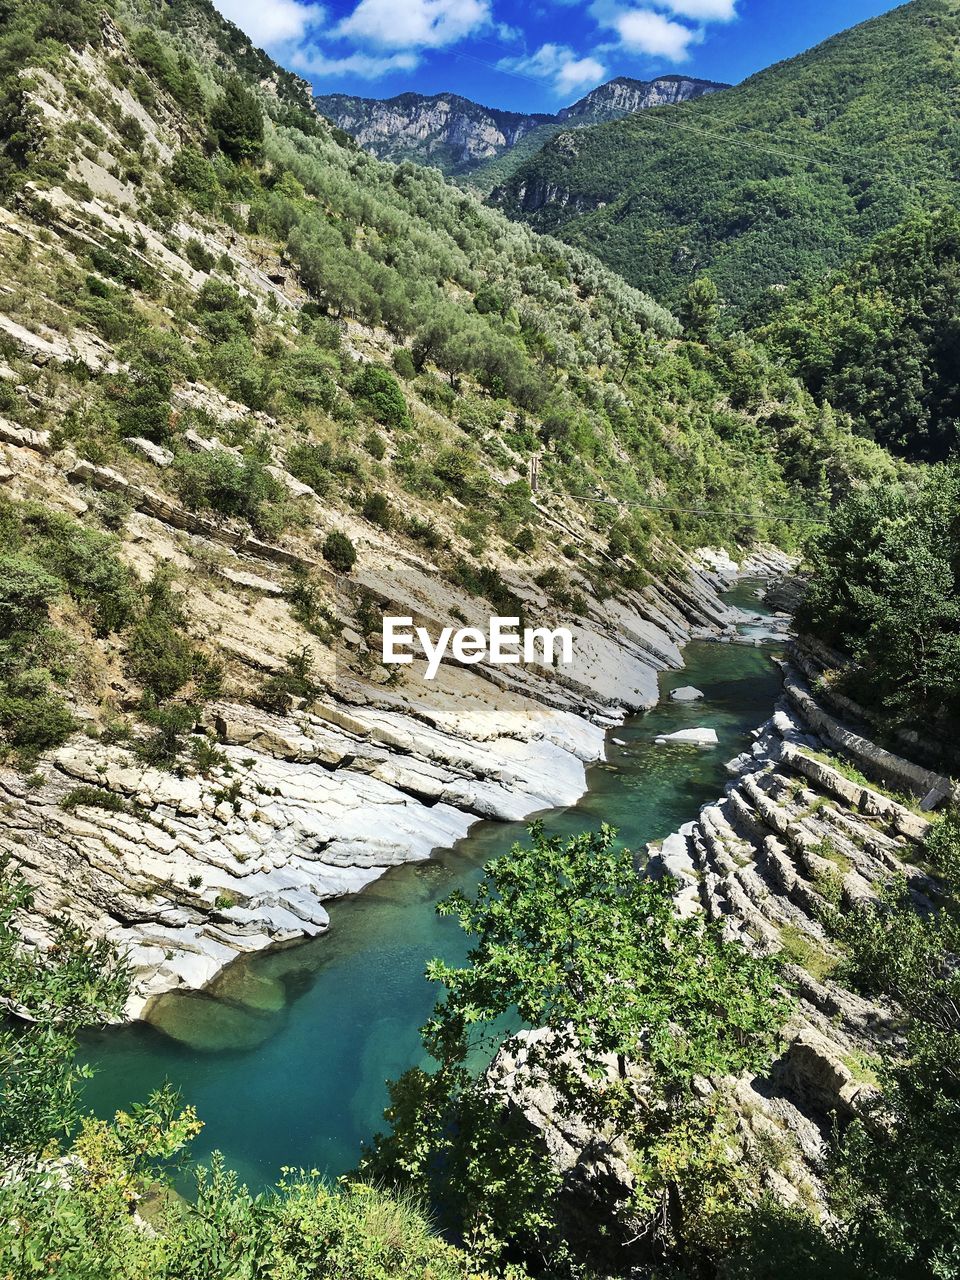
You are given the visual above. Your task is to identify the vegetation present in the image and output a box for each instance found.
[365,824,789,1270]
[799,463,960,738]
[495,0,960,312]
[0,860,476,1279]
[718,814,960,1280]
[762,206,960,460]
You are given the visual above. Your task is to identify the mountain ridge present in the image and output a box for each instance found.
[314,75,727,184]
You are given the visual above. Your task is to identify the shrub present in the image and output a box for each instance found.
[351,365,411,429]
[513,526,536,554]
[362,491,392,530]
[321,530,356,573]
[0,672,75,760]
[258,647,319,713]
[183,237,216,273]
[135,703,198,768]
[362,429,386,460]
[60,786,129,814]
[285,442,332,496]
[195,278,255,342]
[126,612,196,703]
[0,554,59,638]
[173,450,286,536]
[392,347,416,379]
[405,517,446,551]
[277,345,338,410]
[169,146,220,210]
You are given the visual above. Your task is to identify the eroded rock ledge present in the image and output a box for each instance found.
[1,546,789,1019]
[492,637,950,1248]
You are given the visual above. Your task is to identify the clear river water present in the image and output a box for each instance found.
[78,582,783,1189]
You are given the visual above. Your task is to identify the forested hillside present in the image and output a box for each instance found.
[760,206,960,460]
[492,0,960,312]
[0,0,957,1277]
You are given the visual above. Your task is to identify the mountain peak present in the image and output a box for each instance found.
[314,75,728,182]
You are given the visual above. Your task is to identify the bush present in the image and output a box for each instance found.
[183,237,216,272]
[173,450,286,536]
[392,347,416,379]
[321,530,356,573]
[351,364,411,429]
[258,647,319,713]
[126,612,196,703]
[285,442,332,496]
[0,672,75,760]
[60,786,129,814]
[169,146,220,210]
[362,429,386,460]
[362,491,393,530]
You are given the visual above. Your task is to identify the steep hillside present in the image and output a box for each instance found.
[760,206,960,460]
[491,0,960,311]
[0,0,895,1013]
[315,76,725,187]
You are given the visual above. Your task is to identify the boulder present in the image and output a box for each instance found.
[670,686,704,702]
[654,727,719,747]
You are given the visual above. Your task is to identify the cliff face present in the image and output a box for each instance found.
[314,77,726,178]
[558,75,726,124]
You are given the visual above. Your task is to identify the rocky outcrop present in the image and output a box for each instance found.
[314,77,726,179]
[1,348,784,1018]
[495,639,940,1243]
[558,76,727,125]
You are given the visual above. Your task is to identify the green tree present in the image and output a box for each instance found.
[681,275,720,342]
[210,75,263,163]
[0,858,129,1162]
[368,823,789,1266]
[321,529,357,573]
[799,464,960,733]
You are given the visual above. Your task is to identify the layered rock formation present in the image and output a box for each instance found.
[489,630,954,1248]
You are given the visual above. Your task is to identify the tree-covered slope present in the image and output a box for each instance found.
[491,0,960,312]
[759,206,960,461]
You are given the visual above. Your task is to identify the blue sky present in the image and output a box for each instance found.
[213,0,904,111]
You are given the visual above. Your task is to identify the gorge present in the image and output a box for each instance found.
[0,0,958,1275]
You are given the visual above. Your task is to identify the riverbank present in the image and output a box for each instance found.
[78,604,787,1186]
[5,546,791,1019]
[496,633,956,1241]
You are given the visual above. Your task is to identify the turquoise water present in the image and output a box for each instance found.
[79,586,782,1188]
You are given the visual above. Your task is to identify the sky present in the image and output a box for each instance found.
[211,0,904,111]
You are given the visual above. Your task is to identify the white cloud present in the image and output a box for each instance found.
[499,43,607,95]
[592,5,701,61]
[657,0,736,19]
[212,0,323,47]
[335,0,491,50]
[291,46,420,77]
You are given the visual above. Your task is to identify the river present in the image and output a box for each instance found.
[78,581,784,1188]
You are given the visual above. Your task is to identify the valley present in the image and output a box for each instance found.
[0,0,957,1276]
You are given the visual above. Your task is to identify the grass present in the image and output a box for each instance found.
[842,1051,883,1089]
[778,923,839,983]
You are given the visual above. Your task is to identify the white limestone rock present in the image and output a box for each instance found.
[670,686,704,702]
[654,727,719,747]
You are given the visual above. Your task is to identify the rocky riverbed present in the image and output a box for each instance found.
[492,629,957,1246]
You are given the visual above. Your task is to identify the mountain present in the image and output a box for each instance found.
[490,0,960,311]
[314,76,726,186]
